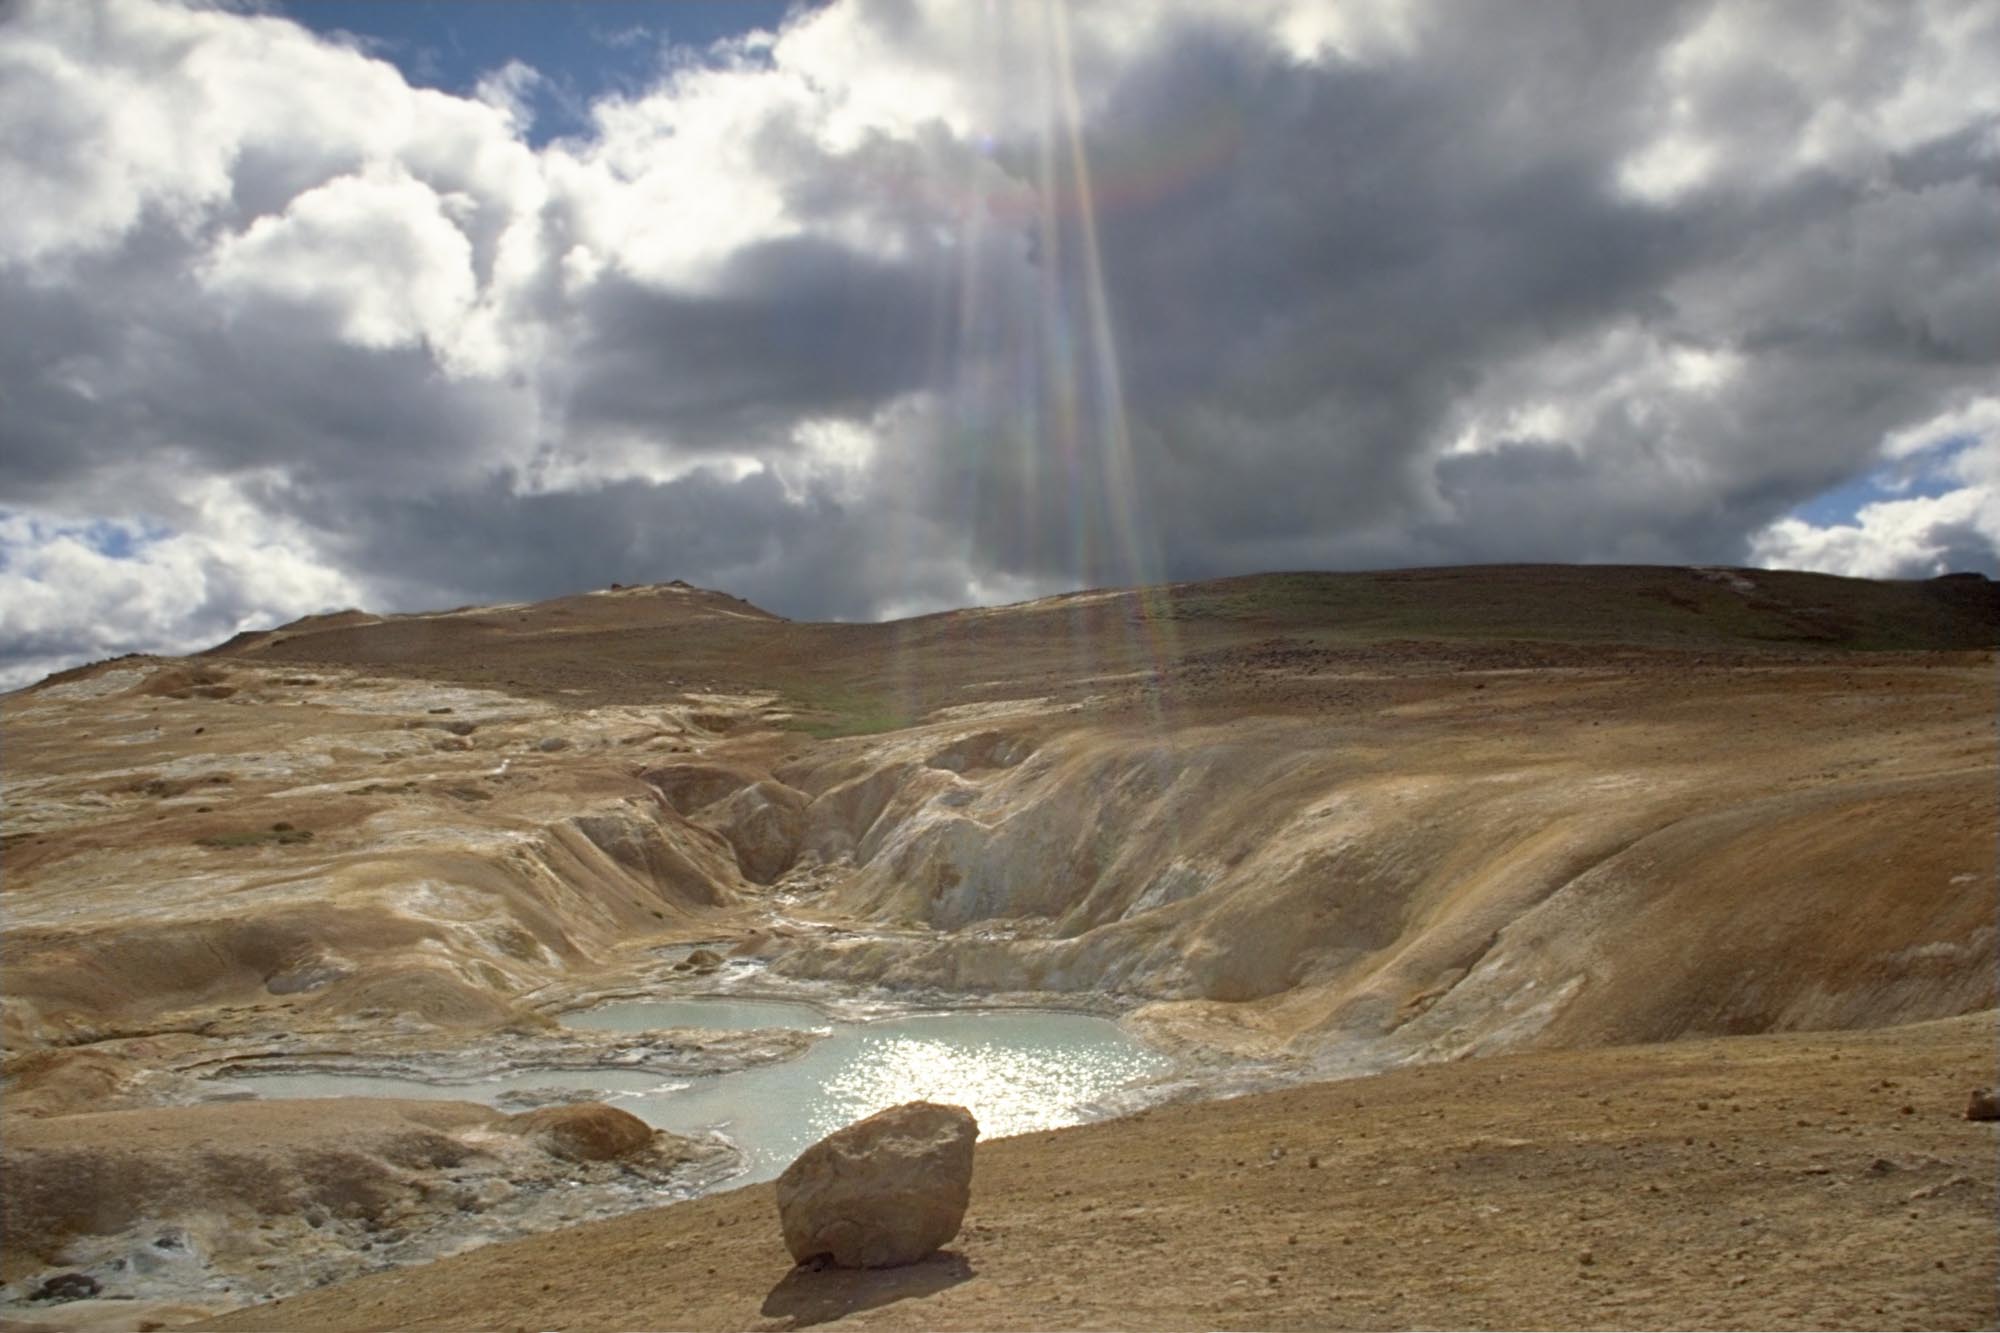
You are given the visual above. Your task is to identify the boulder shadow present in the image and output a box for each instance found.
[760,1250,975,1329]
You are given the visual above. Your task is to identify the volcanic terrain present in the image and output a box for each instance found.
[2,565,1994,1330]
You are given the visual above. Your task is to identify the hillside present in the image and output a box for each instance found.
[2,563,1994,1328]
[205,565,2000,727]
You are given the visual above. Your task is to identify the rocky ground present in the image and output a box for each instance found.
[196,1015,1998,1332]
[3,566,1995,1328]
[3,1097,730,1317]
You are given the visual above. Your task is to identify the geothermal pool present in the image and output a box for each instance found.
[227,998,1171,1183]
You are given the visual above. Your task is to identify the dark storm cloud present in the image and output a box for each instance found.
[565,236,948,449]
[1089,12,1688,412]
[0,279,113,501]
[0,205,525,514]
[290,464,977,625]
[985,9,1997,587]
[898,11,1704,586]
[300,468,794,606]
[1920,522,2000,579]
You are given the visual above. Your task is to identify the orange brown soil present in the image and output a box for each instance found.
[199,565,2000,719]
[203,1015,1998,1332]
[8,568,1990,1066]
[2,1098,502,1273]
[4,565,1996,1327]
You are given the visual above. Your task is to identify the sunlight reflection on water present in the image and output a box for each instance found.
[609,1008,1171,1180]
[227,1004,1170,1185]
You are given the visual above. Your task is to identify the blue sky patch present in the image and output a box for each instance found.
[1793,437,1972,527]
[0,512,173,567]
[279,1,799,144]
[82,519,173,560]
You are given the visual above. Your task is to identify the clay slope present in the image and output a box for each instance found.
[6,565,1994,1067]
[685,653,1996,1064]
[1,663,759,1055]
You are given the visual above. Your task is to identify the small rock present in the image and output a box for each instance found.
[1907,1173,1975,1201]
[776,1100,978,1268]
[495,1085,593,1111]
[1966,1089,2000,1121]
[536,737,571,752]
[505,1102,655,1162]
[1578,1250,1594,1266]
[31,1272,101,1302]
[677,948,724,973]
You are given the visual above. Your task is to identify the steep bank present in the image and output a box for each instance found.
[1,663,763,1059]
[681,651,1996,1064]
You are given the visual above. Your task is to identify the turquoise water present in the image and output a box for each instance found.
[225,999,1170,1183]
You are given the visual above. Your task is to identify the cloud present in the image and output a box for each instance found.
[1748,395,2000,579]
[562,237,947,451]
[2,0,1997,685]
[202,164,481,357]
[1750,492,1996,581]
[0,482,362,689]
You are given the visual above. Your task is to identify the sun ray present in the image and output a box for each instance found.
[1041,0,1181,722]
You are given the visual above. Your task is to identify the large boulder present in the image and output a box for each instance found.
[674,947,724,973]
[775,1101,978,1268]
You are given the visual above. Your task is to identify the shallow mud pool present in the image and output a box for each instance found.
[228,998,1172,1183]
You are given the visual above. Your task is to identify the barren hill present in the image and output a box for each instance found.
[207,565,1999,719]
[3,564,1995,1329]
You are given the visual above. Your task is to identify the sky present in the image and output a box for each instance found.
[2,0,1997,688]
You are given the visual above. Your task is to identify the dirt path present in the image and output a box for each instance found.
[204,1014,1998,1332]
